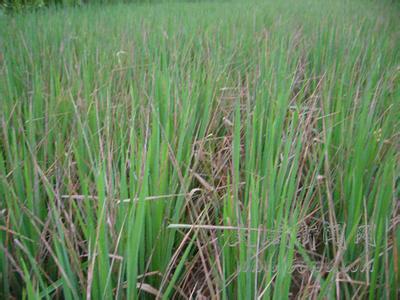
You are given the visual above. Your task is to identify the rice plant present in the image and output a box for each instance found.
[0,0,399,298]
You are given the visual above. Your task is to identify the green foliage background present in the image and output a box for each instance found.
[0,0,158,12]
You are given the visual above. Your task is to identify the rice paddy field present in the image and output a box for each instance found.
[0,0,399,298]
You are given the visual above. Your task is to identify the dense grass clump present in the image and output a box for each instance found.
[0,0,399,298]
